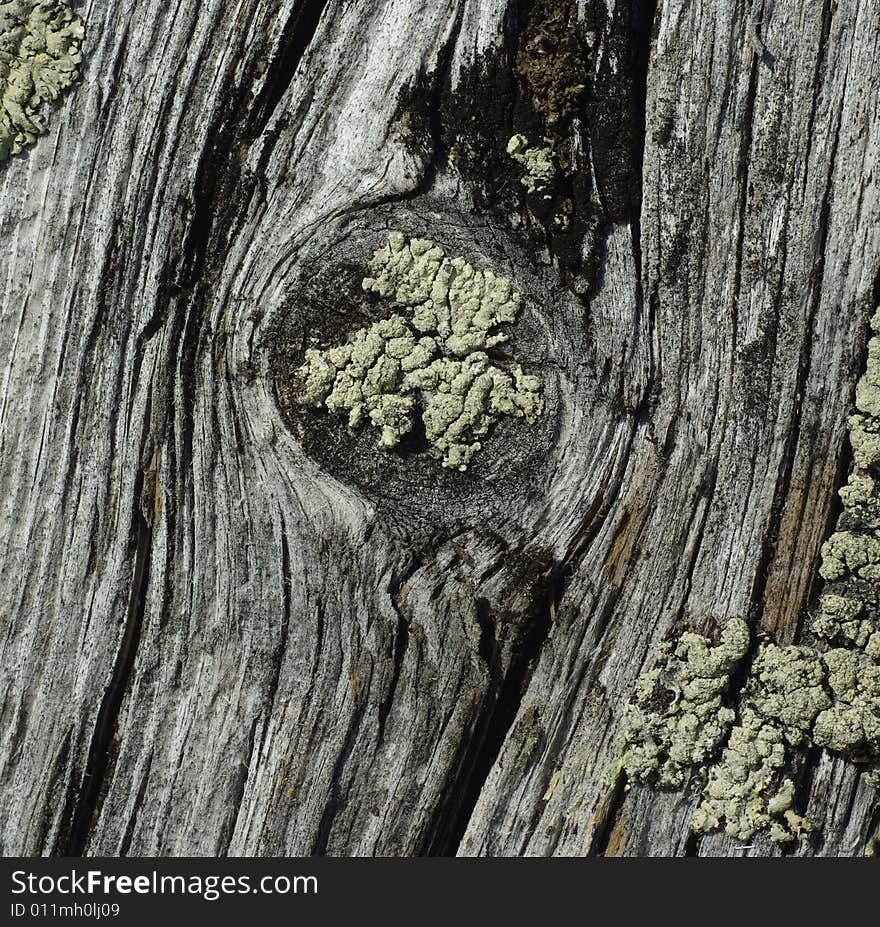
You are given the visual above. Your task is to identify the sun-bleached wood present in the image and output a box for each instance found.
[1,0,879,857]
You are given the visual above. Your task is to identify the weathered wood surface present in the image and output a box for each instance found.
[1,0,879,857]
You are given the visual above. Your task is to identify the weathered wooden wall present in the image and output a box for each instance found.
[1,0,879,856]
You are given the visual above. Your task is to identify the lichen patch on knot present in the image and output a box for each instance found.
[291,232,544,471]
[0,0,84,162]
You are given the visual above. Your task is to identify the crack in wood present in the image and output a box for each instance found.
[433,563,561,855]
[64,449,154,855]
[246,0,330,140]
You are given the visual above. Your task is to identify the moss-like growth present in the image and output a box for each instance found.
[425,0,599,279]
[0,1,84,162]
[621,619,749,788]
[515,0,587,133]
[293,233,543,471]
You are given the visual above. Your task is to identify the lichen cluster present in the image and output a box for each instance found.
[692,709,811,844]
[621,309,880,846]
[814,646,880,756]
[808,305,880,778]
[746,644,830,745]
[293,232,543,470]
[814,308,880,656]
[690,644,828,843]
[622,629,828,844]
[621,619,749,788]
[506,134,556,199]
[0,1,84,162]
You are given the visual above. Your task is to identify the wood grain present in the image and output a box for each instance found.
[1,0,878,857]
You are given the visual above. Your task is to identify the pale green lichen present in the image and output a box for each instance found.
[0,1,84,162]
[848,413,880,470]
[837,472,879,517]
[818,531,880,583]
[690,642,828,844]
[812,593,876,651]
[690,307,880,843]
[294,232,544,470]
[854,325,880,418]
[692,708,811,844]
[621,618,749,788]
[623,636,830,844]
[623,306,880,848]
[506,133,556,198]
[813,306,880,649]
[746,643,831,744]
[813,649,880,755]
[691,639,880,843]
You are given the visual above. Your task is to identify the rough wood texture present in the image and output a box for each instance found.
[1,0,879,857]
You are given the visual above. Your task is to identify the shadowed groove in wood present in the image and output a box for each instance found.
[63,419,154,855]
